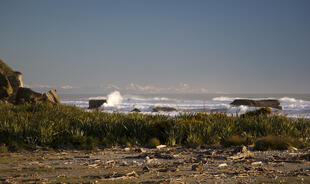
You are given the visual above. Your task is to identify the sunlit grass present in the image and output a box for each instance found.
[0,102,309,151]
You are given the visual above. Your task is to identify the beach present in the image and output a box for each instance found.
[1,146,309,184]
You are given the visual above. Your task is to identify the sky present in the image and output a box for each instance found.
[0,0,310,94]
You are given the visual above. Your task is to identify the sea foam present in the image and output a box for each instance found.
[104,91,123,107]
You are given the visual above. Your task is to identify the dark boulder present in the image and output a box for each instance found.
[14,87,61,105]
[152,106,177,112]
[89,99,107,109]
[131,108,141,112]
[231,99,282,110]
[14,87,44,105]
[43,89,61,104]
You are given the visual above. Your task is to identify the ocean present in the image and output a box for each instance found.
[60,92,310,118]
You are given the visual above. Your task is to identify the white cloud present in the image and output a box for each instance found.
[60,85,73,89]
[126,83,163,92]
[200,88,208,93]
[28,84,54,89]
[124,82,208,94]
[107,84,121,90]
[26,84,76,90]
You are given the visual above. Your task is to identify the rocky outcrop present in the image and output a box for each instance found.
[131,108,141,112]
[89,99,107,109]
[0,59,61,105]
[14,87,61,105]
[14,87,44,105]
[230,99,282,110]
[0,59,23,95]
[8,71,23,93]
[152,106,177,112]
[0,73,13,100]
[43,89,61,104]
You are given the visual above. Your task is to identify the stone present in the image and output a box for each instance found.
[230,99,282,110]
[218,163,228,167]
[143,166,150,172]
[152,106,177,112]
[131,108,141,112]
[124,147,130,152]
[0,73,13,100]
[14,87,44,105]
[126,171,138,177]
[234,145,248,153]
[156,145,167,149]
[251,161,263,165]
[14,88,61,105]
[192,164,203,171]
[136,148,146,153]
[43,89,61,104]
[228,151,254,160]
[89,99,107,109]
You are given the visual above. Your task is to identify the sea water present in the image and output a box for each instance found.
[60,92,310,118]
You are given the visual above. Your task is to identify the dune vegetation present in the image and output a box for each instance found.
[0,102,309,152]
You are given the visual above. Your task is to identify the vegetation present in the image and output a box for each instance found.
[0,59,14,75]
[0,102,309,151]
[148,138,160,148]
[221,135,247,147]
[242,107,272,117]
[254,135,303,151]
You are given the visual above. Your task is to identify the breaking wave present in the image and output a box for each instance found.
[212,96,237,101]
[104,91,123,107]
[61,94,310,118]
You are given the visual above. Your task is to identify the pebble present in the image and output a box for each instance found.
[192,164,203,171]
[218,163,228,167]
[251,161,263,166]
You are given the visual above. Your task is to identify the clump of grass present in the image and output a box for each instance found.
[186,134,203,148]
[254,135,300,151]
[242,107,272,117]
[148,138,160,148]
[0,144,8,153]
[221,135,247,147]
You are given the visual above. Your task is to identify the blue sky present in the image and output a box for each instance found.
[1,0,310,94]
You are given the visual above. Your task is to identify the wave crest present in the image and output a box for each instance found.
[212,96,236,101]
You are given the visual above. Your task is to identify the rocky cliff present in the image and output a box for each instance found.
[0,59,60,105]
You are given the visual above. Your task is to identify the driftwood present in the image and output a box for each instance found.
[228,151,254,160]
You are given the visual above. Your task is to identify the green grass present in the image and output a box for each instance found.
[0,102,309,151]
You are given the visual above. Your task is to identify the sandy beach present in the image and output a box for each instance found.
[1,146,309,184]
